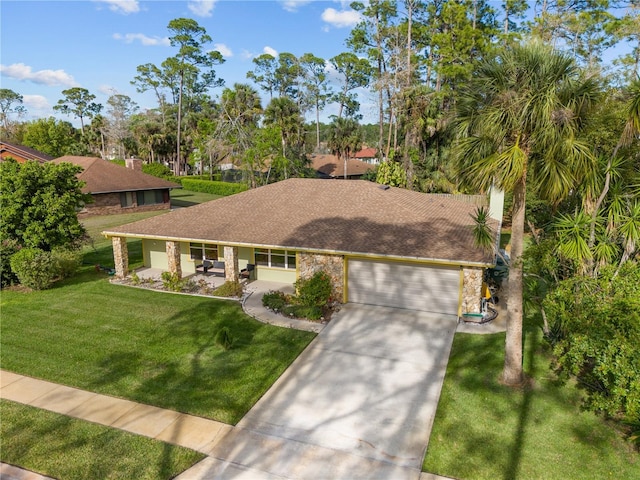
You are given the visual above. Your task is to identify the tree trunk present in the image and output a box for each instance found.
[503,177,526,386]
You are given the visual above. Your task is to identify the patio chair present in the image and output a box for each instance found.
[240,263,255,281]
[196,259,213,274]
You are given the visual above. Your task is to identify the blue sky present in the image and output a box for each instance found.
[1,0,369,124]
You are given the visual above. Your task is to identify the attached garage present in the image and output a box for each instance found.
[347,259,461,315]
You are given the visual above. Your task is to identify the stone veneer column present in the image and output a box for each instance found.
[112,237,129,278]
[166,241,182,277]
[298,253,344,303]
[224,246,239,282]
[462,267,483,314]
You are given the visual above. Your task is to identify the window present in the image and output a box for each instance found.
[120,192,135,207]
[254,248,296,269]
[136,190,164,206]
[190,243,218,260]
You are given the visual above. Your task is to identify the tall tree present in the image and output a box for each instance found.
[0,88,26,136]
[53,87,102,135]
[330,52,373,119]
[21,117,80,157]
[246,54,279,100]
[105,94,138,159]
[263,97,304,180]
[166,17,225,175]
[299,53,332,150]
[326,117,363,178]
[454,41,600,386]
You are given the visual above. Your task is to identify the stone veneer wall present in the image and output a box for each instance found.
[166,241,182,277]
[462,267,483,314]
[112,237,129,278]
[223,246,239,282]
[298,253,344,303]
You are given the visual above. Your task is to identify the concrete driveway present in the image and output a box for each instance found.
[178,303,458,480]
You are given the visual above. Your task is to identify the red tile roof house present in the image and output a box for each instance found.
[353,147,379,164]
[0,141,53,163]
[52,156,181,217]
[103,179,504,318]
[311,154,375,179]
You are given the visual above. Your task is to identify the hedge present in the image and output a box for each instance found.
[181,179,248,196]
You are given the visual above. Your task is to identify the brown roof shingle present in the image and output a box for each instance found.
[311,154,375,178]
[52,156,181,194]
[104,178,496,265]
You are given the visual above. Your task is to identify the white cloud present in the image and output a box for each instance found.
[188,0,217,17]
[214,43,233,58]
[94,0,140,14]
[280,0,313,12]
[321,7,361,28]
[23,94,50,111]
[263,46,278,57]
[0,63,78,87]
[240,49,255,60]
[113,33,170,46]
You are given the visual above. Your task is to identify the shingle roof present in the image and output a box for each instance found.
[353,147,377,159]
[0,141,53,163]
[311,154,375,178]
[52,156,181,194]
[104,178,496,265]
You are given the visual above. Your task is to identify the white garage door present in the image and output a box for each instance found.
[348,259,461,314]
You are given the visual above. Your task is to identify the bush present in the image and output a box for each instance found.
[181,179,248,196]
[161,271,186,292]
[212,281,244,298]
[1,239,22,288]
[142,163,173,179]
[51,248,82,280]
[543,262,640,425]
[262,290,288,311]
[295,271,333,307]
[10,248,57,290]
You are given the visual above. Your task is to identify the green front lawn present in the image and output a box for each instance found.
[171,189,222,208]
[423,326,638,479]
[1,400,204,480]
[1,272,315,425]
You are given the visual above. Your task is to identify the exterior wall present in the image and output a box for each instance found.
[180,241,195,275]
[461,267,483,314]
[298,252,345,303]
[256,268,297,284]
[144,239,169,270]
[238,247,253,271]
[78,191,171,217]
[112,237,129,278]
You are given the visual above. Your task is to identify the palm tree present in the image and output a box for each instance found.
[326,118,362,179]
[263,97,304,180]
[454,41,600,386]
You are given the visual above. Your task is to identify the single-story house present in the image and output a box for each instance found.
[52,156,181,216]
[311,154,375,179]
[0,141,53,163]
[103,179,503,317]
[353,147,379,165]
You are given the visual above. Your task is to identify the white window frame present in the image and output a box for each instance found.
[255,248,296,269]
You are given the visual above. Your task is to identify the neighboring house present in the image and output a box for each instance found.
[52,156,181,216]
[311,154,375,180]
[0,141,53,163]
[103,178,503,317]
[353,147,379,165]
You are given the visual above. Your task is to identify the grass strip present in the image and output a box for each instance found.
[0,400,204,480]
[1,273,315,425]
[423,327,638,479]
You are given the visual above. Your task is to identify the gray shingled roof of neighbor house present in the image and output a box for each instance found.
[103,178,497,265]
[52,156,181,193]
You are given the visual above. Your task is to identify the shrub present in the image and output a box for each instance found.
[181,179,248,196]
[543,262,640,425]
[213,281,244,297]
[262,290,288,311]
[161,271,186,292]
[51,248,82,280]
[295,271,332,308]
[0,239,22,288]
[215,326,235,350]
[10,248,57,290]
[142,163,173,179]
